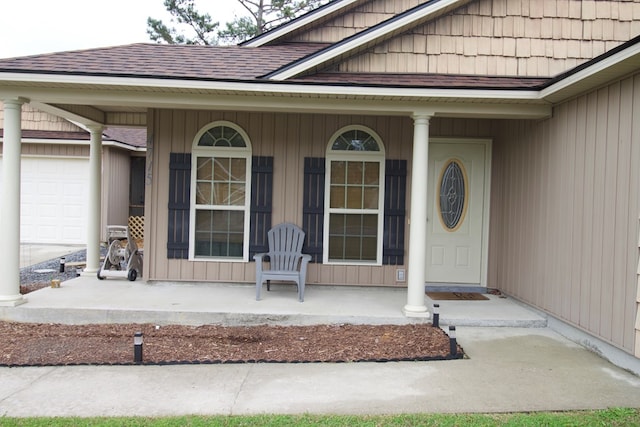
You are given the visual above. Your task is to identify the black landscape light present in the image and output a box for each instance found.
[134,332,143,364]
[448,326,457,357]
[59,257,65,273]
[432,303,440,327]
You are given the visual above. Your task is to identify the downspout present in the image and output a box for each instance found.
[635,214,640,357]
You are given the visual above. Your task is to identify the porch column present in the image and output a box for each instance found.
[0,98,27,306]
[404,113,432,317]
[82,125,103,276]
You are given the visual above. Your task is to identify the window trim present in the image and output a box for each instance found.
[323,125,386,266]
[189,121,252,262]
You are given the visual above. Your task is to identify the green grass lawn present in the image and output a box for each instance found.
[2,408,639,426]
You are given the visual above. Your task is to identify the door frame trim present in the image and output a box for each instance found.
[429,137,492,287]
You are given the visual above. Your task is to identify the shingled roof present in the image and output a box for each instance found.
[0,41,554,90]
[0,43,329,81]
[292,72,550,90]
[0,127,146,149]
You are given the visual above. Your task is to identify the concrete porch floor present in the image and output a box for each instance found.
[2,275,640,416]
[1,276,546,328]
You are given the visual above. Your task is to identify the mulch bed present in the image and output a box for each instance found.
[0,322,463,366]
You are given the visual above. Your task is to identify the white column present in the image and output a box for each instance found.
[404,113,431,317]
[0,98,27,306]
[82,125,103,275]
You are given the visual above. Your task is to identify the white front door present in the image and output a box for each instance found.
[426,140,491,285]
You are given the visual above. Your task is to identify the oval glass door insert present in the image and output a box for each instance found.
[438,159,468,231]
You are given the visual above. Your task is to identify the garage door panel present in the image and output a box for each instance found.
[0,157,89,244]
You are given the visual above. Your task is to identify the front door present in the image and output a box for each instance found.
[425,140,490,286]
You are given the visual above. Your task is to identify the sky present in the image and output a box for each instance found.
[0,0,244,59]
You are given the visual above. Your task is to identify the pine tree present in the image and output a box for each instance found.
[147,0,330,45]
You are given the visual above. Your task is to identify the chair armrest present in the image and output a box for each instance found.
[299,254,311,278]
[253,253,268,262]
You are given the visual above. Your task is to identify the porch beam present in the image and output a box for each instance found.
[82,125,103,276]
[404,113,432,318]
[11,87,551,120]
[0,98,27,306]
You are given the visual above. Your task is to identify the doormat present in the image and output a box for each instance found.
[427,292,489,301]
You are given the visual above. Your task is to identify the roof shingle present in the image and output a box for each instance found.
[0,43,329,80]
[292,72,550,89]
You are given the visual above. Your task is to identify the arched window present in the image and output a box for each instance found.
[324,126,385,264]
[190,122,252,260]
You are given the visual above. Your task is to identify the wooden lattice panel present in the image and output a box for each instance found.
[128,216,144,242]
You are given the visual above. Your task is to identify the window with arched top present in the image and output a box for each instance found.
[189,121,252,260]
[324,126,385,264]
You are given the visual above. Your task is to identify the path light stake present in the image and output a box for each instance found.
[134,332,143,364]
[432,304,440,328]
[448,326,457,357]
[59,257,65,273]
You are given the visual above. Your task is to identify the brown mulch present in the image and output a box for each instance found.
[0,322,463,366]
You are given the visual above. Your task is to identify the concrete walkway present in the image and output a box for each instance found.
[2,246,639,416]
[1,327,639,417]
[19,244,83,268]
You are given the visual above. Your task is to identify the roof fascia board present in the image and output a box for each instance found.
[0,136,145,152]
[0,73,542,102]
[101,140,146,151]
[265,0,466,80]
[1,137,87,145]
[540,38,640,102]
[22,89,549,120]
[242,0,361,47]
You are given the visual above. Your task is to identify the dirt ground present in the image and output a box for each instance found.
[0,322,462,366]
[11,280,462,366]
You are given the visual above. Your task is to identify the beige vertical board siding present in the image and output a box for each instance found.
[142,112,154,280]
[336,0,640,77]
[494,73,640,354]
[105,112,146,127]
[100,147,131,241]
[631,75,640,356]
[148,110,439,286]
[637,226,640,357]
[568,97,584,323]
[614,78,634,347]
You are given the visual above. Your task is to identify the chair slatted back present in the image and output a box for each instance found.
[268,223,305,271]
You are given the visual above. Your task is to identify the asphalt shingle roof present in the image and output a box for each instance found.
[292,72,550,89]
[103,127,147,148]
[0,128,147,149]
[0,42,554,90]
[0,43,329,80]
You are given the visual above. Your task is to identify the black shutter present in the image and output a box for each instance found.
[249,156,273,259]
[383,159,407,265]
[167,153,191,259]
[302,157,325,263]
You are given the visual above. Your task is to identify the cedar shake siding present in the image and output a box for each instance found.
[334,0,640,76]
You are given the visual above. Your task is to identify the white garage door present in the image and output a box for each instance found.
[0,157,89,244]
